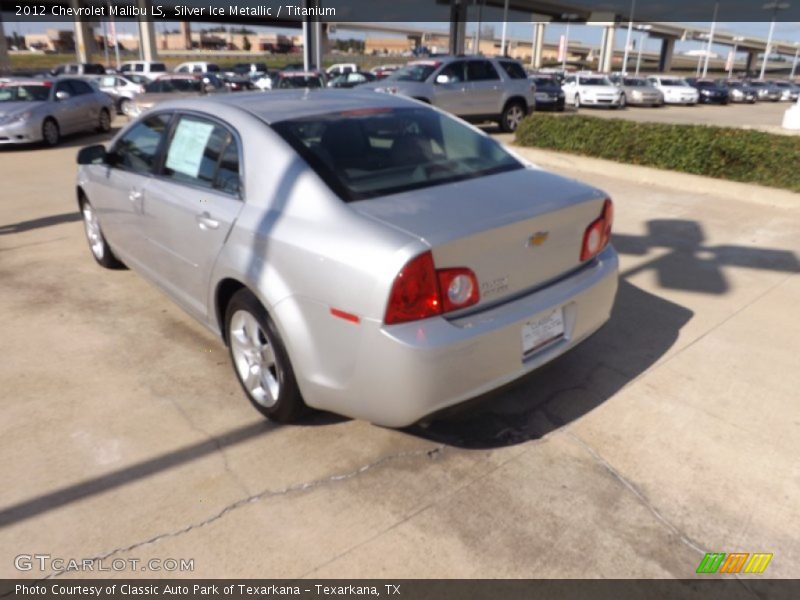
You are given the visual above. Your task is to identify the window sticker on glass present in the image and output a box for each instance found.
[165,119,215,178]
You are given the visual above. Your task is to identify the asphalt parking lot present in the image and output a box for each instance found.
[569,100,798,135]
[1,125,799,579]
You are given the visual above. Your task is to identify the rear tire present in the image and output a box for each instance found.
[499,101,526,133]
[117,98,130,116]
[97,108,111,133]
[225,289,307,423]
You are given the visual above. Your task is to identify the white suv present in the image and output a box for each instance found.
[119,61,168,81]
[174,62,222,75]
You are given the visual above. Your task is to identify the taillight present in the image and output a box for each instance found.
[580,199,614,261]
[384,252,480,325]
[437,268,479,313]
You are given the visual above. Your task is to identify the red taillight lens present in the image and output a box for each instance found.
[580,199,614,261]
[384,251,442,325]
[437,268,479,313]
[384,253,481,325]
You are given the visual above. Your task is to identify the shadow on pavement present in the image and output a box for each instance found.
[407,219,799,449]
[0,212,80,235]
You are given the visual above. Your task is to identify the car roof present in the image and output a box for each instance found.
[158,90,420,124]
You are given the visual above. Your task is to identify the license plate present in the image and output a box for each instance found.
[521,308,565,356]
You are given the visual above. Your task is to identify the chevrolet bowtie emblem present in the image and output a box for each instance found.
[527,232,549,247]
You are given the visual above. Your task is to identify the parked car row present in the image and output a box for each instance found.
[529,70,799,111]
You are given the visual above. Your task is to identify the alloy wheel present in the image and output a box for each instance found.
[229,310,281,408]
[82,203,105,260]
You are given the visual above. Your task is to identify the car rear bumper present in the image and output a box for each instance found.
[296,245,619,427]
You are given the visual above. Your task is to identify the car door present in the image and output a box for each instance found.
[52,80,82,133]
[431,61,468,115]
[67,79,101,132]
[90,113,172,266]
[466,59,503,115]
[140,113,244,320]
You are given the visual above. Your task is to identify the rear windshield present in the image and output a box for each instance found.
[660,78,688,86]
[623,78,649,86]
[151,63,167,72]
[277,76,323,89]
[499,61,527,79]
[531,77,556,86]
[271,107,523,202]
[144,78,202,93]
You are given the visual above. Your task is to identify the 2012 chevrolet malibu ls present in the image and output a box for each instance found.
[76,91,618,427]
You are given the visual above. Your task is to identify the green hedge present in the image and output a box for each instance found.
[515,114,800,193]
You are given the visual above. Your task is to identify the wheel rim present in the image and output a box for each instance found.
[43,121,57,145]
[82,203,105,260]
[229,310,280,408]
[505,105,524,130]
[100,110,110,131]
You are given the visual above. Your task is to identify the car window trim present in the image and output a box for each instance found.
[152,110,245,200]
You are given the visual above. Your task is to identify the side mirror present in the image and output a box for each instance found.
[55,90,71,101]
[77,144,108,165]
[435,74,450,85]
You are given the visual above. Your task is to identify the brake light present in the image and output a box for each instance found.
[580,199,614,261]
[384,252,480,325]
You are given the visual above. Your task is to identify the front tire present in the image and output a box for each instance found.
[225,289,306,423]
[80,197,125,269]
[573,93,581,109]
[42,118,60,147]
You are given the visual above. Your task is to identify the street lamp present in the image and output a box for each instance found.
[560,13,579,71]
[760,2,790,80]
[622,0,636,75]
[792,42,799,78]
[635,24,652,75]
[728,36,745,78]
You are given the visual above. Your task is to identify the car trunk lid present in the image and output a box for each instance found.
[351,167,608,309]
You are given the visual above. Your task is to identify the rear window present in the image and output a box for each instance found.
[271,107,522,202]
[499,60,527,79]
[151,63,167,72]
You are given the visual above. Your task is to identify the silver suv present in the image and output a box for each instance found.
[365,56,535,132]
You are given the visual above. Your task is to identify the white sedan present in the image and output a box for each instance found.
[562,74,625,109]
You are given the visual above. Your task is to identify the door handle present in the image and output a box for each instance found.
[128,190,142,202]
[196,212,219,230]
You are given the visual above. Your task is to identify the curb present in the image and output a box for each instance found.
[507,144,800,211]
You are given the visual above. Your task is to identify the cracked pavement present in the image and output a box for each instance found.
[1,129,799,578]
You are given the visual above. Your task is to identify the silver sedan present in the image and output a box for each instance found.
[75,91,618,427]
[0,78,113,146]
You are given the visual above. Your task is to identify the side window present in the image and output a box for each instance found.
[467,60,500,81]
[564,76,576,85]
[134,64,145,72]
[113,114,171,174]
[55,80,74,96]
[163,116,240,195]
[70,80,94,95]
[151,63,167,72]
[438,61,465,83]
[498,61,527,79]
[120,64,132,73]
[177,65,189,73]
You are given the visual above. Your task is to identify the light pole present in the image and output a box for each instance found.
[622,0,636,74]
[728,36,744,78]
[760,2,790,80]
[701,1,719,77]
[500,0,510,56]
[791,42,799,78]
[560,13,578,71]
[635,24,651,75]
